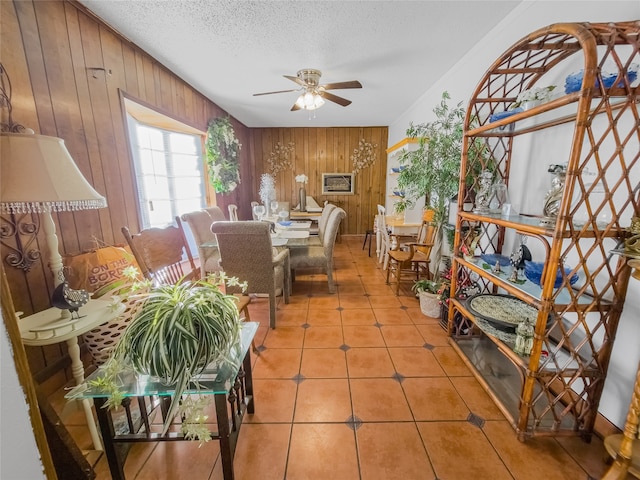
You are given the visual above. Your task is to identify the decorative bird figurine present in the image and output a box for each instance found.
[51,281,90,318]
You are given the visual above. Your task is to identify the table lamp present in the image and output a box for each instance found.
[0,131,107,314]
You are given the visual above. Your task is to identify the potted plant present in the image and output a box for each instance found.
[397,91,491,275]
[86,268,248,442]
[411,278,442,317]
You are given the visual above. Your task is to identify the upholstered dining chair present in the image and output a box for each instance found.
[250,201,260,220]
[307,202,337,247]
[289,207,346,293]
[228,204,239,221]
[211,221,290,328]
[178,210,222,278]
[204,206,226,222]
[385,222,436,295]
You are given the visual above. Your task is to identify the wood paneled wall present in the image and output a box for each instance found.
[0,0,250,384]
[0,0,387,387]
[249,128,387,235]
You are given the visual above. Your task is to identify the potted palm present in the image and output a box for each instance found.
[411,278,442,317]
[86,268,248,441]
[397,91,490,275]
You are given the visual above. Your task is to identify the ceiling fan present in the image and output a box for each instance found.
[253,69,362,111]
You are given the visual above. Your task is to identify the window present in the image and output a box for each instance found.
[126,115,206,229]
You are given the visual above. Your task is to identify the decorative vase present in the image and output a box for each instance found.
[299,186,307,212]
[419,291,441,317]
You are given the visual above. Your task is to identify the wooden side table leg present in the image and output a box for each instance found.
[94,397,126,480]
[66,336,103,451]
[215,393,235,480]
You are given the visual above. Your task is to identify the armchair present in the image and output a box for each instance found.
[211,221,290,328]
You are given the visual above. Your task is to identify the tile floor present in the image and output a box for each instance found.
[50,236,624,479]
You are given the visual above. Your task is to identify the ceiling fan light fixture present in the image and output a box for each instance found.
[296,89,325,111]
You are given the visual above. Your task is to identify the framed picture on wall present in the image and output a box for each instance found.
[322,173,355,195]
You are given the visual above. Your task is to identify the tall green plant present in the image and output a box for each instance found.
[396,91,464,227]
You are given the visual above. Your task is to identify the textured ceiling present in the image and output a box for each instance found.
[78,1,522,128]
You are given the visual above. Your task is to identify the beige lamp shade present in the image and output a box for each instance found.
[0,131,106,214]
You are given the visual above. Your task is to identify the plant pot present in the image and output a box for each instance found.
[419,291,441,317]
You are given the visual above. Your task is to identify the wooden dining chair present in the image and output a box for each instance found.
[122,224,199,286]
[386,221,436,295]
[228,204,239,221]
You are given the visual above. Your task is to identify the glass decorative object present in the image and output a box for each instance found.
[473,170,494,214]
[540,164,567,226]
[514,318,534,356]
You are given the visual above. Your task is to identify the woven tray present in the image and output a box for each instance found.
[466,294,538,333]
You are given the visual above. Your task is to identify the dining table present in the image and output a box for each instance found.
[201,219,317,250]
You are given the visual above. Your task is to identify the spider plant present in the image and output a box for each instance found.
[89,271,247,440]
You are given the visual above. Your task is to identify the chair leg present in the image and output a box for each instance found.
[269,291,277,329]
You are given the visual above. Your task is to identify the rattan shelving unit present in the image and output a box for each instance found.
[448,21,639,441]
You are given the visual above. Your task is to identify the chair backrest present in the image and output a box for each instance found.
[180,210,215,247]
[322,207,346,258]
[204,206,226,222]
[318,203,337,242]
[228,204,239,221]
[122,224,198,286]
[377,204,386,216]
[210,221,276,294]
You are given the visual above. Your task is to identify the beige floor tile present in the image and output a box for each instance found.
[341,309,377,325]
[483,420,591,480]
[346,347,396,378]
[305,308,342,326]
[450,376,505,420]
[246,379,297,423]
[387,347,446,377]
[373,308,413,325]
[356,423,435,480]
[350,378,413,422]
[133,440,220,479]
[308,295,340,309]
[418,421,512,479]
[380,325,426,347]
[403,377,470,421]
[233,423,291,480]
[262,326,305,349]
[432,345,473,376]
[303,325,344,348]
[339,295,371,309]
[342,325,386,347]
[252,348,301,378]
[368,294,403,308]
[294,378,352,422]
[416,323,451,346]
[300,348,348,378]
[287,424,359,480]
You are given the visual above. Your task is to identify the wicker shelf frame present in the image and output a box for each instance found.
[448,21,640,441]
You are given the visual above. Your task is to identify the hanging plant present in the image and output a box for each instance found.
[205,117,242,194]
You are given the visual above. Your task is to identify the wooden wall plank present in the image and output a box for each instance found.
[248,126,387,234]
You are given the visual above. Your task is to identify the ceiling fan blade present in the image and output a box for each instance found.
[290,103,302,111]
[284,75,306,87]
[321,80,362,90]
[322,91,352,107]
[253,88,299,96]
